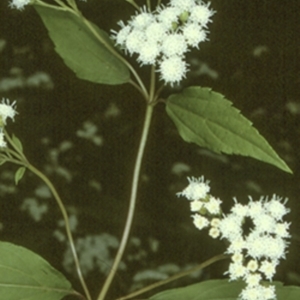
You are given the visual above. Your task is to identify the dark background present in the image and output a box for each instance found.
[0,0,299,299]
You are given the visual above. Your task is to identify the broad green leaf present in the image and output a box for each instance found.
[149,279,300,300]
[166,87,292,173]
[34,5,130,85]
[0,242,75,300]
[12,134,23,153]
[14,166,26,185]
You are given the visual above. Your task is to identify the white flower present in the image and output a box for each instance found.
[177,176,210,201]
[210,217,220,227]
[113,22,131,46]
[246,233,287,261]
[9,0,31,10]
[0,132,7,148]
[131,11,154,30]
[162,33,188,57]
[226,237,245,253]
[248,199,264,218]
[264,195,290,220]
[252,213,276,234]
[111,1,215,86]
[204,196,222,215]
[0,98,17,126]
[179,180,290,300]
[240,284,276,300]
[170,0,196,11]
[246,259,258,272]
[226,262,247,280]
[159,55,188,85]
[138,42,160,65]
[230,201,249,217]
[192,214,209,230]
[245,232,268,259]
[157,6,181,29]
[183,23,207,47]
[125,29,146,55]
[259,260,277,280]
[145,22,167,42]
[219,214,242,240]
[190,200,203,212]
[261,285,276,300]
[264,236,287,260]
[189,2,215,27]
[239,285,263,300]
[208,227,220,238]
[231,252,244,263]
[274,222,290,238]
[245,273,262,287]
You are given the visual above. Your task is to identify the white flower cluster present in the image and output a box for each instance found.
[0,98,17,148]
[9,0,31,10]
[112,0,215,85]
[177,177,291,300]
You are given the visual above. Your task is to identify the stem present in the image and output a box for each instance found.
[129,79,148,102]
[96,104,155,300]
[26,164,92,300]
[117,254,229,300]
[125,0,140,11]
[149,65,156,104]
[4,130,27,161]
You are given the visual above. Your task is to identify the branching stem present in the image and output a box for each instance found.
[96,104,155,300]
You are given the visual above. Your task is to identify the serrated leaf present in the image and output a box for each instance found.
[15,166,26,185]
[12,134,23,153]
[149,279,300,300]
[0,241,74,300]
[166,87,292,173]
[34,5,130,85]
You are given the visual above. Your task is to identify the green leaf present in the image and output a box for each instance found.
[166,87,292,173]
[0,241,75,300]
[12,134,23,153]
[14,166,26,185]
[34,5,130,85]
[149,279,300,300]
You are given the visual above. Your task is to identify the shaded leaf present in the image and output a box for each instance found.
[149,279,300,300]
[12,134,23,153]
[166,87,292,173]
[34,5,130,85]
[15,166,26,185]
[0,242,75,300]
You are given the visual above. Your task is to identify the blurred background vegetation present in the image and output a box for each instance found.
[0,0,299,299]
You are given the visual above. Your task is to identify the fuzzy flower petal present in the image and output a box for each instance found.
[9,0,31,10]
[177,176,210,201]
[0,98,17,126]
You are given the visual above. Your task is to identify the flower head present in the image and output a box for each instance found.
[192,214,209,230]
[112,0,215,85]
[178,176,291,300]
[0,98,17,127]
[177,176,210,201]
[9,0,31,10]
[159,55,188,85]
